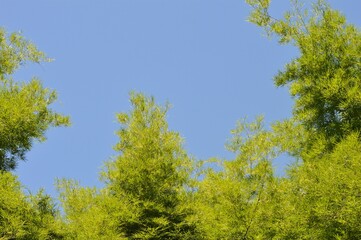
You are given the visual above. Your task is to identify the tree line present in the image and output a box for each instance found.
[1,0,361,239]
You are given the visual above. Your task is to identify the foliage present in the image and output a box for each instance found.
[192,1,361,239]
[193,117,276,239]
[0,28,47,79]
[246,0,361,146]
[0,28,70,171]
[58,93,199,239]
[0,172,66,239]
[280,133,361,239]
[57,180,123,239]
[0,28,69,238]
[103,92,199,239]
[3,1,361,239]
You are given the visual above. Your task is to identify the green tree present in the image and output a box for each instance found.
[0,28,70,238]
[57,180,123,239]
[246,0,361,147]
[0,172,66,239]
[194,117,280,239]
[264,133,361,239]
[0,28,70,171]
[59,93,199,239]
[103,92,198,239]
[243,1,361,239]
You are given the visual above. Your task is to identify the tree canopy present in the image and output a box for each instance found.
[2,0,361,239]
[247,0,361,147]
[0,28,70,171]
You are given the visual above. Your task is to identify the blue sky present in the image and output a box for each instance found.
[2,1,361,197]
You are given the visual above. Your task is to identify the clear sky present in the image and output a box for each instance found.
[2,1,361,197]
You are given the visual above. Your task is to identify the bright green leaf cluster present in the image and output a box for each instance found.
[0,28,70,171]
[58,93,199,239]
[0,28,49,79]
[247,0,361,145]
[0,172,66,239]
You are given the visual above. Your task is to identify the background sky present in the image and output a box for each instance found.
[1,1,361,197]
